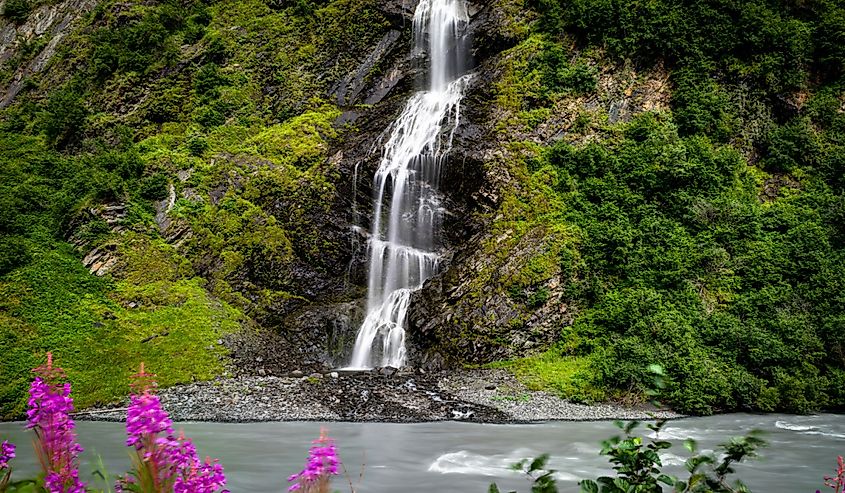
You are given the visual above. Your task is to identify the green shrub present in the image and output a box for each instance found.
[39,86,88,148]
[186,134,209,156]
[139,174,169,201]
[0,236,31,275]
[3,0,30,24]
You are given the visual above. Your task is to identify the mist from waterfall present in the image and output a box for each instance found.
[346,0,470,369]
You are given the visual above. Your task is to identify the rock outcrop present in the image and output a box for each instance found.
[0,0,98,107]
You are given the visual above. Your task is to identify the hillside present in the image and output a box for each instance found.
[0,0,843,418]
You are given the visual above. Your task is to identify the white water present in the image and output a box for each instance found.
[347,0,470,369]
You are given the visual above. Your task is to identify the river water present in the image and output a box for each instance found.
[0,413,841,492]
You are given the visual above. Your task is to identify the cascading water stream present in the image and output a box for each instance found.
[346,0,470,369]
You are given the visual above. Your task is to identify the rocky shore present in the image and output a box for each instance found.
[74,369,682,423]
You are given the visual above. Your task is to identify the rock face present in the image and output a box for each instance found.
[22,0,671,374]
[0,0,98,107]
[408,233,574,366]
[401,6,676,367]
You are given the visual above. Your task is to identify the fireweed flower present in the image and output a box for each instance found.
[27,353,85,493]
[288,430,340,493]
[117,364,229,493]
[174,458,228,493]
[0,440,15,491]
[0,440,14,469]
[824,455,845,492]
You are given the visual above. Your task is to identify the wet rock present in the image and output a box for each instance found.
[332,30,403,106]
[286,301,365,367]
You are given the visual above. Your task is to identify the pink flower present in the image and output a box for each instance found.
[27,353,85,493]
[823,455,845,492]
[118,363,229,493]
[0,441,14,470]
[288,429,340,493]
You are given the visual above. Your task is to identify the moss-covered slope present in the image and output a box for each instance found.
[1,0,844,418]
[410,0,845,415]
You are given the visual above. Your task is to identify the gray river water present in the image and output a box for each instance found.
[1,414,842,492]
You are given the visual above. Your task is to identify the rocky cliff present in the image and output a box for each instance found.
[1,0,844,417]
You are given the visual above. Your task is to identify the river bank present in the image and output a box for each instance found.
[73,368,681,423]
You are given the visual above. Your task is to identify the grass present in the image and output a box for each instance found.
[488,349,606,404]
[0,242,243,419]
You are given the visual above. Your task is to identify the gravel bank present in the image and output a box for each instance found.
[75,369,681,423]
[439,369,682,421]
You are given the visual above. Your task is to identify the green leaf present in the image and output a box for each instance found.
[529,454,550,472]
[657,474,676,486]
[580,480,599,493]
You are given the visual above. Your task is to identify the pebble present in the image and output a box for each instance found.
[74,370,683,424]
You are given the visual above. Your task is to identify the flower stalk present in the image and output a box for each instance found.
[287,429,340,493]
[0,440,15,492]
[823,456,845,493]
[27,352,85,493]
[117,363,228,493]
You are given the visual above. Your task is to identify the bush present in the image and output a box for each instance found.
[0,236,31,275]
[39,86,88,148]
[3,0,30,24]
[139,173,169,201]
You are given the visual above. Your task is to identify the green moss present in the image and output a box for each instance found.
[489,350,606,403]
[247,105,341,169]
[0,246,242,418]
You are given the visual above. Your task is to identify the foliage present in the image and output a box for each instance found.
[489,455,557,493]
[2,0,30,24]
[494,109,845,413]
[492,368,768,493]
[0,0,376,416]
[39,86,88,148]
[484,0,845,413]
[0,246,242,419]
[489,420,768,493]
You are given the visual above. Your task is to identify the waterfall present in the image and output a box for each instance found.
[346,0,470,369]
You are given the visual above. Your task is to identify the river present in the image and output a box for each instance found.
[0,413,841,492]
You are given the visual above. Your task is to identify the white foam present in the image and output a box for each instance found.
[648,427,702,440]
[659,452,687,466]
[803,430,845,439]
[774,420,816,432]
[428,450,579,481]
